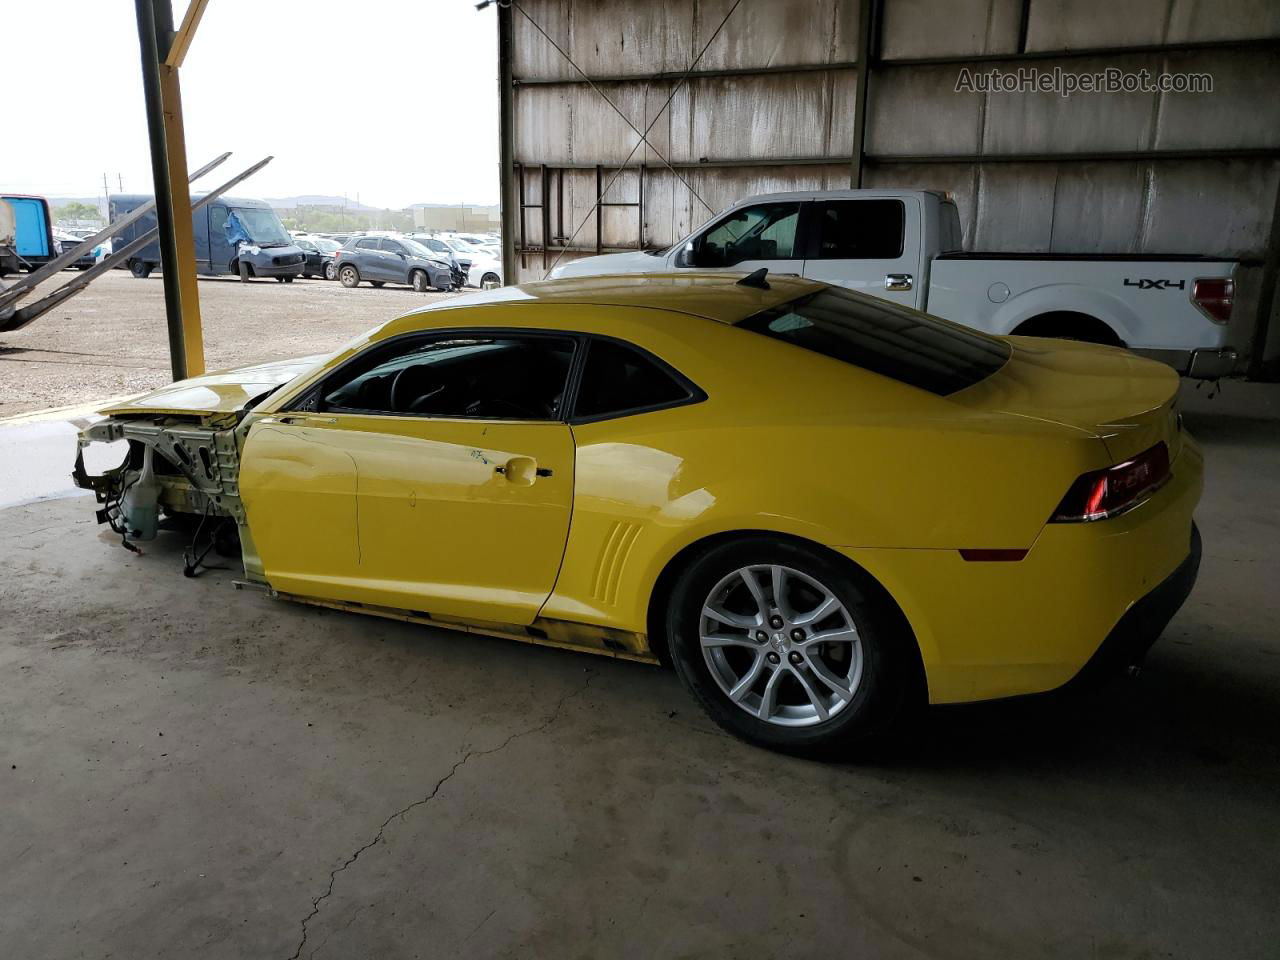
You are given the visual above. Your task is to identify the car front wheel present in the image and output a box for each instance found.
[411,269,428,293]
[339,265,360,287]
[324,261,337,281]
[667,537,914,757]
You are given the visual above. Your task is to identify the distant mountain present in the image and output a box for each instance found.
[265,195,379,211]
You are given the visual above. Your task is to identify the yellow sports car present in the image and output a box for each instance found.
[73,272,1201,755]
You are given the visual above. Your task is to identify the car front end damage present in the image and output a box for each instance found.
[71,412,260,576]
[69,355,323,576]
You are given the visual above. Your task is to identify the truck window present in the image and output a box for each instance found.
[814,200,904,259]
[739,285,1009,396]
[697,203,800,267]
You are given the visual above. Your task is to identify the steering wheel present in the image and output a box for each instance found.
[389,366,444,413]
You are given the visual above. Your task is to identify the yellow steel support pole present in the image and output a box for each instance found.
[158,61,205,376]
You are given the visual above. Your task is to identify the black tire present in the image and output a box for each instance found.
[370,280,385,288]
[237,260,252,282]
[129,259,153,279]
[339,265,360,288]
[323,261,337,281]
[411,270,428,293]
[666,536,914,758]
[481,271,500,287]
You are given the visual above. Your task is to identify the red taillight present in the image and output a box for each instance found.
[1051,442,1171,523]
[1191,277,1233,325]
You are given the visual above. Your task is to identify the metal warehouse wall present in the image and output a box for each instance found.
[500,0,1280,373]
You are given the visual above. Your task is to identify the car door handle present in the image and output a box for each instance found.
[885,273,914,292]
[495,457,547,485]
[278,415,336,426]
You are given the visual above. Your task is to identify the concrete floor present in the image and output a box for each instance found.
[1,404,1278,959]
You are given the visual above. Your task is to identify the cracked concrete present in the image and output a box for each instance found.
[288,674,595,960]
[0,404,1278,958]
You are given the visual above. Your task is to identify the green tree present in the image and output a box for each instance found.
[54,201,101,222]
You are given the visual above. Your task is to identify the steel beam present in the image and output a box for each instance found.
[165,0,209,68]
[1249,175,1280,379]
[849,0,875,188]
[498,3,517,285]
[136,0,204,380]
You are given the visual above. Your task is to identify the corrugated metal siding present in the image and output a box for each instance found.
[507,0,1280,370]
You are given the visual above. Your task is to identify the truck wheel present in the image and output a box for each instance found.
[1012,312,1124,347]
[339,265,360,287]
[129,259,153,279]
[411,270,428,292]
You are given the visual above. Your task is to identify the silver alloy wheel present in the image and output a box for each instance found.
[324,261,336,281]
[700,564,863,727]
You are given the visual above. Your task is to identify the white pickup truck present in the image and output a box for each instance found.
[550,189,1239,378]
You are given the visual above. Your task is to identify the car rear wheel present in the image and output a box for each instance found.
[411,269,428,293]
[129,259,153,279]
[339,265,360,287]
[667,537,913,757]
[370,280,385,288]
[481,271,500,287]
[323,261,336,281]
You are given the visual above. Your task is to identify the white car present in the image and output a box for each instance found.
[550,189,1239,378]
[438,236,503,287]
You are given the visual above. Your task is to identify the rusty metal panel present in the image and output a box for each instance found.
[1166,0,1280,42]
[982,55,1164,155]
[1047,162,1147,252]
[685,73,852,163]
[1154,49,1280,151]
[510,0,572,81]
[881,0,1023,60]
[1142,158,1280,257]
[867,64,985,157]
[693,0,858,70]
[1024,0,1172,50]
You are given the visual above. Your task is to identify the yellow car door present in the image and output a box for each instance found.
[239,333,578,626]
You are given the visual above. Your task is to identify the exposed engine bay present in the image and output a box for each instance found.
[72,413,256,578]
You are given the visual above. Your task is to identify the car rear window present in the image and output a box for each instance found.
[739,286,1009,396]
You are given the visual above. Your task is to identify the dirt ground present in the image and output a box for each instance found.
[0,269,459,418]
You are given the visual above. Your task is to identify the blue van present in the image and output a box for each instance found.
[1,194,57,272]
[109,194,306,282]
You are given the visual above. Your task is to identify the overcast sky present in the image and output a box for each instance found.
[6,0,500,209]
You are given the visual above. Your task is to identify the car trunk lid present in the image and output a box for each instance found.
[954,336,1183,464]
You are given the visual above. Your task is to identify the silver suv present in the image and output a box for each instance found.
[334,236,453,292]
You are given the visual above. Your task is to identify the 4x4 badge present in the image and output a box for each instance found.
[1125,278,1186,290]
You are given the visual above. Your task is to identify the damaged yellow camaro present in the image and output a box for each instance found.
[74,273,1201,755]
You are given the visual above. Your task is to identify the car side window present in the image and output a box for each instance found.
[379,239,402,254]
[296,239,316,252]
[572,338,699,421]
[696,202,800,267]
[320,334,577,420]
[355,238,378,250]
[815,200,905,259]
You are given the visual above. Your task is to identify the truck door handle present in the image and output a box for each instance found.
[885,274,914,292]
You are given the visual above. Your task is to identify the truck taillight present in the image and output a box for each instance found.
[1191,277,1233,325]
[1050,442,1171,523]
